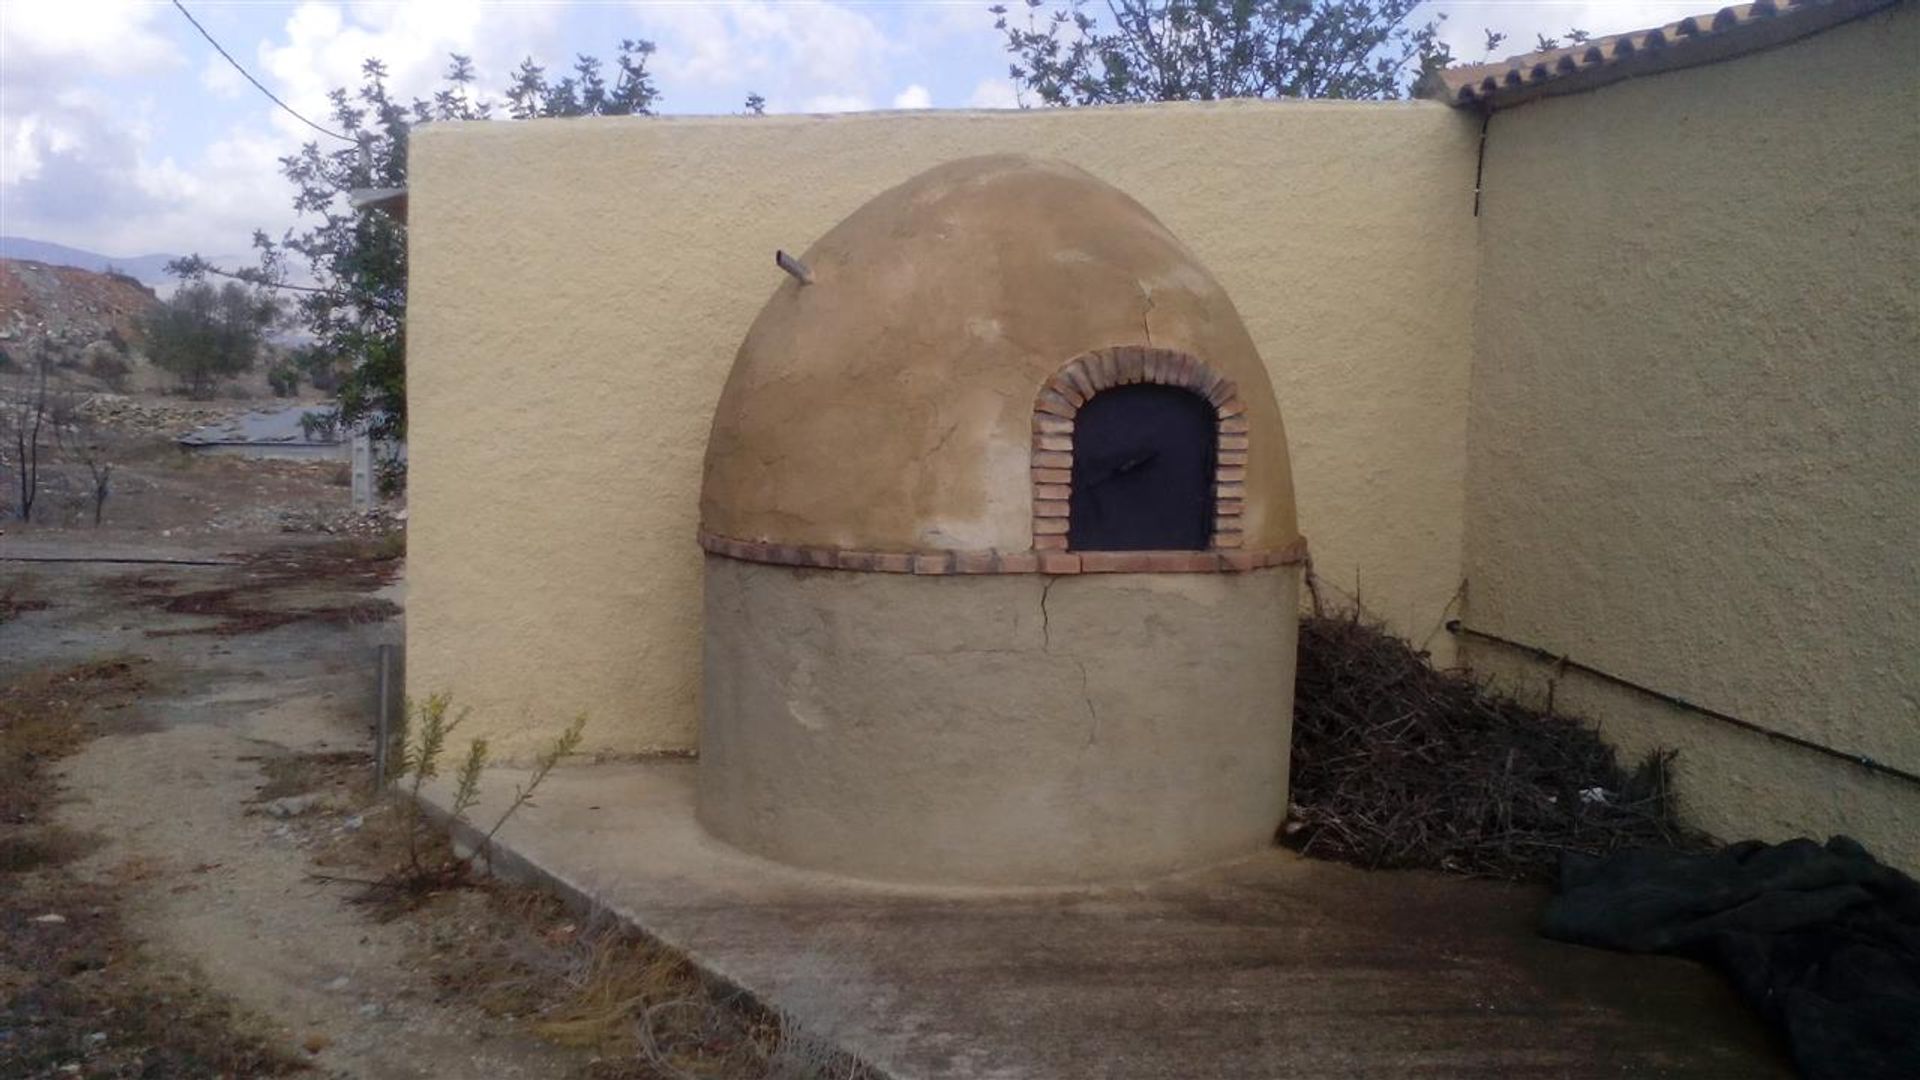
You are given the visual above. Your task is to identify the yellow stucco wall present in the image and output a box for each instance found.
[1463,5,1920,870]
[407,99,1481,758]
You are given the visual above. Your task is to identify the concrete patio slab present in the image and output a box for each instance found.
[429,761,1789,1079]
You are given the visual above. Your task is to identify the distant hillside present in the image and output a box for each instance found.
[0,258,160,356]
[0,237,186,288]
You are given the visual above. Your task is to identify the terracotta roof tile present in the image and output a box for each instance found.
[1428,0,1898,110]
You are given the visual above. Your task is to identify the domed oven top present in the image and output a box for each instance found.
[700,154,1302,573]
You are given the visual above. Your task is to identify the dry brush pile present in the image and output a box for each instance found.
[1284,611,1705,882]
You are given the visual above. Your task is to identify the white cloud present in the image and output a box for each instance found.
[256,1,562,140]
[638,1,891,114]
[892,84,932,110]
[801,93,875,115]
[0,0,180,81]
[0,1,181,193]
[0,0,566,257]
[968,78,1021,110]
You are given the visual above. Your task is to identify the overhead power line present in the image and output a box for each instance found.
[170,0,356,144]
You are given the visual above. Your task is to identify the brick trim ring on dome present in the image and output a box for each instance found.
[1033,345,1249,552]
[695,530,1307,575]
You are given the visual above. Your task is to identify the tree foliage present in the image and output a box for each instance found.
[172,46,659,445]
[139,281,277,398]
[992,0,1443,103]
[504,40,659,119]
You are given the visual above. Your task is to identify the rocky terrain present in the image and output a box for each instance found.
[0,258,159,359]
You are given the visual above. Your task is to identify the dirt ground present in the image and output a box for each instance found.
[3,413,868,1079]
[2,541,617,1078]
[0,388,368,538]
[1,415,559,1077]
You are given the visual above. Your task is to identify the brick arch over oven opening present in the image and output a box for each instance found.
[1031,346,1249,553]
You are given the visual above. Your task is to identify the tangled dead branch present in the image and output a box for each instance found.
[1285,610,1706,882]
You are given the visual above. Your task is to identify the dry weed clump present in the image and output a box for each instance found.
[410,885,873,1080]
[1285,610,1706,882]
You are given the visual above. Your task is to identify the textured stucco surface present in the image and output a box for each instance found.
[407,100,1480,757]
[703,154,1294,552]
[1463,4,1920,870]
[698,557,1299,884]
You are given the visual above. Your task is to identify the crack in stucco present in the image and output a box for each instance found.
[1139,284,1157,346]
[1075,657,1099,747]
[1039,578,1099,745]
[926,419,961,456]
[1040,576,1058,651]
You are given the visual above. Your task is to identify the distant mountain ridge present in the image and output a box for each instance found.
[0,237,200,287]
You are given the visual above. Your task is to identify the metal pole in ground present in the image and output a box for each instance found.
[373,643,394,788]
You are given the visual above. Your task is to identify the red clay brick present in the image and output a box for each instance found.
[1032,517,1069,535]
[1036,391,1078,418]
[1037,551,1081,574]
[1217,450,1249,466]
[1032,433,1074,453]
[1033,534,1069,550]
[1215,466,1248,484]
[953,551,998,574]
[1032,467,1073,484]
[870,552,915,573]
[1218,416,1250,434]
[1080,551,1152,573]
[1212,531,1245,549]
[1218,434,1249,451]
[997,551,1040,574]
[835,550,876,572]
[1032,414,1075,435]
[1146,551,1216,572]
[1033,483,1071,501]
[1062,363,1097,400]
[912,552,953,575]
[1090,350,1118,389]
[1220,550,1258,572]
[1033,450,1074,470]
[1033,499,1071,519]
[1216,397,1246,419]
[1048,377,1087,408]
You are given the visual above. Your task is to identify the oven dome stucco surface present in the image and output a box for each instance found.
[699,154,1296,553]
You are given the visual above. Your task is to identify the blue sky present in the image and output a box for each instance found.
[2,1,1710,260]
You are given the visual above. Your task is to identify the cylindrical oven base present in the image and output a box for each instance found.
[696,555,1299,886]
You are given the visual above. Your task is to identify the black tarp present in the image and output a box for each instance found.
[1542,836,1920,1079]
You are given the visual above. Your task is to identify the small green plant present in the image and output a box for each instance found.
[360,693,586,907]
[266,361,300,397]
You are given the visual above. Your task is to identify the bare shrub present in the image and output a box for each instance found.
[1285,607,1705,881]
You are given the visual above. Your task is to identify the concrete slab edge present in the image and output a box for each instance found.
[411,785,899,1080]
